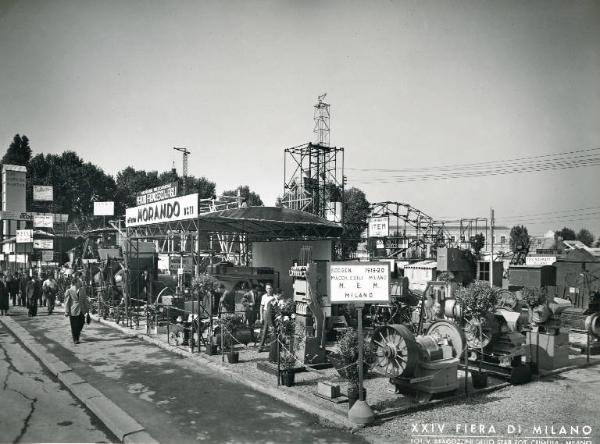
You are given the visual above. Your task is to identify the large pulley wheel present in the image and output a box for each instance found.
[463,316,496,349]
[585,313,600,338]
[426,320,466,358]
[371,324,418,378]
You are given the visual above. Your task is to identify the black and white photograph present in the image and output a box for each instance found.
[1,1,599,443]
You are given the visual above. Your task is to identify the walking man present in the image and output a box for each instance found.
[63,276,90,344]
[43,274,58,315]
[26,274,40,317]
[7,273,19,307]
[19,272,28,306]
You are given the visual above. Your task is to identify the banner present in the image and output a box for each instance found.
[126,193,198,227]
[368,216,389,238]
[33,214,54,228]
[328,262,390,304]
[16,229,33,243]
[136,182,178,206]
[33,239,54,250]
[94,201,114,216]
[33,185,54,201]
[0,211,68,223]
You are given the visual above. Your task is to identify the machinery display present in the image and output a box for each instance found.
[370,320,465,403]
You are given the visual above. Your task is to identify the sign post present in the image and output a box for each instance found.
[328,261,390,425]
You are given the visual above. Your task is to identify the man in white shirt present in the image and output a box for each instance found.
[259,284,274,323]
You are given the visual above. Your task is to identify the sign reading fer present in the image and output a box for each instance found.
[328,262,390,304]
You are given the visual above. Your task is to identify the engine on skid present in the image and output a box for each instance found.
[370,320,465,403]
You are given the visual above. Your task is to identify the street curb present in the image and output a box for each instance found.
[93,316,358,430]
[0,315,159,444]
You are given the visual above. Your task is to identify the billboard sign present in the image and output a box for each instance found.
[368,216,389,238]
[33,185,54,201]
[93,201,115,216]
[525,256,557,266]
[33,214,54,228]
[16,229,33,243]
[328,262,390,304]
[126,193,198,227]
[33,239,54,250]
[136,182,178,206]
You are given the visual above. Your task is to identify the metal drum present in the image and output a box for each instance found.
[444,299,463,320]
[585,313,600,338]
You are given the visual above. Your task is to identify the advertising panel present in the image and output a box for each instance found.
[368,216,389,238]
[33,239,54,250]
[93,201,115,216]
[136,182,178,206]
[126,193,198,227]
[33,214,54,228]
[41,251,54,262]
[525,256,557,266]
[328,261,390,304]
[16,229,33,243]
[33,185,54,201]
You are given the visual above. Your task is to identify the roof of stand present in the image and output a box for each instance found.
[196,207,344,240]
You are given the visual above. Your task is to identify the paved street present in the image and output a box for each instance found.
[0,317,115,443]
[1,307,366,444]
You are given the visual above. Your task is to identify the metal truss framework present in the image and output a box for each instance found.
[282,142,344,221]
[368,201,488,259]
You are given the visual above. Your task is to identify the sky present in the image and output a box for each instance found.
[0,0,599,237]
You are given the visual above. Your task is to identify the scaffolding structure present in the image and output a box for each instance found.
[313,94,330,147]
[367,202,488,259]
[282,143,344,221]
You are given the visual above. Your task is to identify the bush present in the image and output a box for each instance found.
[521,287,547,308]
[455,280,499,320]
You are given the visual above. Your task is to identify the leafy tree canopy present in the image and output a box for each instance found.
[470,233,485,256]
[2,134,32,165]
[576,228,595,247]
[222,185,264,206]
[555,227,577,241]
[342,187,370,256]
[509,225,530,253]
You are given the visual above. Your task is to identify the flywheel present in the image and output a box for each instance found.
[371,324,418,378]
[463,315,497,349]
[426,320,466,358]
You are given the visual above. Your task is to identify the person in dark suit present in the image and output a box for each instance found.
[26,275,41,317]
[0,273,9,316]
[19,272,28,306]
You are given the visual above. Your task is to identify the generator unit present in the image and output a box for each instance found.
[370,320,464,403]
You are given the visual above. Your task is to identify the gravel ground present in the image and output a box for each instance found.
[360,364,600,444]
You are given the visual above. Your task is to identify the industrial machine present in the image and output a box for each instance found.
[445,291,532,385]
[290,262,330,366]
[370,320,465,403]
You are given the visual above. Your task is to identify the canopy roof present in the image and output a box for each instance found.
[127,206,344,241]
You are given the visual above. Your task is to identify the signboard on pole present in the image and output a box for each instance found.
[16,229,33,243]
[136,182,178,206]
[368,217,389,238]
[126,193,198,227]
[0,211,68,223]
[328,262,390,304]
[93,201,114,216]
[33,185,54,201]
[33,239,54,250]
[33,214,54,228]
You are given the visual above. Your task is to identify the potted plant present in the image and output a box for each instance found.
[279,353,297,387]
[219,314,244,364]
[327,327,374,409]
[274,302,303,386]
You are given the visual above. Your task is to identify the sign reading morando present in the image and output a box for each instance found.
[328,262,390,304]
[126,193,198,227]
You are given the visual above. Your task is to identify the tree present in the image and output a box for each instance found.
[115,167,161,208]
[27,151,119,221]
[2,134,32,165]
[470,233,485,257]
[223,185,264,206]
[555,227,576,241]
[509,225,530,253]
[576,228,595,247]
[341,187,370,257]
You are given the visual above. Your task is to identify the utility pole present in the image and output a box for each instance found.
[173,147,190,194]
[490,208,495,288]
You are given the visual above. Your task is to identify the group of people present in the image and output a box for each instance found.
[0,271,59,317]
[0,269,91,344]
